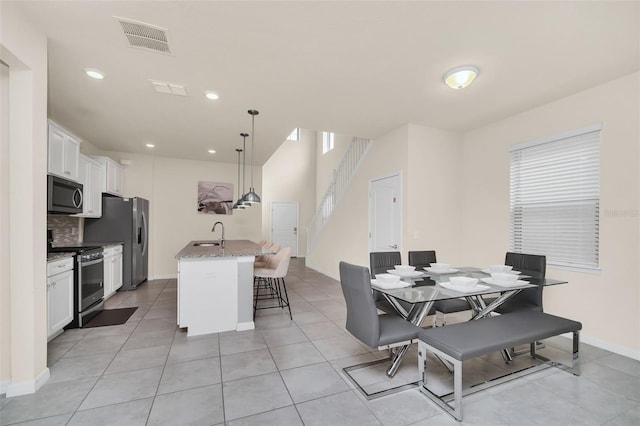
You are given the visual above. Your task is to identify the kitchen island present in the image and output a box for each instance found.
[175,240,271,336]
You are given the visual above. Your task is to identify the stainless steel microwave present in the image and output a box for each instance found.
[47,175,83,214]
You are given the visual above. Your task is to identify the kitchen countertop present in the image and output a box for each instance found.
[47,252,74,262]
[175,240,272,259]
[50,241,123,249]
[88,241,123,248]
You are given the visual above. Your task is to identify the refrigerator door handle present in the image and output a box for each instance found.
[140,210,148,255]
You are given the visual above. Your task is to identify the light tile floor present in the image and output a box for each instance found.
[1,258,639,425]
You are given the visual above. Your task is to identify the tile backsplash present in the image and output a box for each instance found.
[48,215,82,246]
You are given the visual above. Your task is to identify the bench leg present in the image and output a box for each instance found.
[418,342,464,421]
[571,330,581,375]
[418,342,425,384]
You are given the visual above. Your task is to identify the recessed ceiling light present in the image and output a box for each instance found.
[443,65,479,90]
[145,143,155,148]
[84,68,105,80]
[205,91,219,100]
[208,149,216,154]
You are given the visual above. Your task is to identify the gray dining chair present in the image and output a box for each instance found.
[485,252,547,357]
[339,261,422,399]
[408,250,437,271]
[493,252,546,313]
[411,250,472,325]
[369,251,404,314]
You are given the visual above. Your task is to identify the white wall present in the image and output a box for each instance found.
[307,125,409,278]
[459,72,640,356]
[0,1,49,395]
[104,151,263,279]
[308,74,639,358]
[262,128,317,255]
[405,124,463,261]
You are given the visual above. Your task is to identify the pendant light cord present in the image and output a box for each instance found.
[241,134,248,195]
[248,109,259,189]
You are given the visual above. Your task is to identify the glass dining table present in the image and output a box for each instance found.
[372,267,567,377]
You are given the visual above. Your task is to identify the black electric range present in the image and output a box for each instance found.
[48,244,105,328]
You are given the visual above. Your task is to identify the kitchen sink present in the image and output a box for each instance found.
[193,242,220,247]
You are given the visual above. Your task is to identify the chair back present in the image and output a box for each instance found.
[339,261,381,347]
[504,252,546,311]
[272,247,292,278]
[408,250,437,270]
[369,251,401,278]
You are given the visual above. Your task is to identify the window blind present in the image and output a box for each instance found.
[510,124,601,270]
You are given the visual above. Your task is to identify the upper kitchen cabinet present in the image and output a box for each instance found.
[91,156,124,196]
[48,120,80,182]
[74,154,104,218]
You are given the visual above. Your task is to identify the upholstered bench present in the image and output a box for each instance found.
[417,310,582,421]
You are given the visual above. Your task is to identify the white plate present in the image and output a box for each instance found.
[438,282,490,293]
[480,278,529,288]
[387,270,424,278]
[371,279,412,290]
[482,268,521,275]
[424,267,459,274]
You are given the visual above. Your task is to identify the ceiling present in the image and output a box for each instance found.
[17,1,640,165]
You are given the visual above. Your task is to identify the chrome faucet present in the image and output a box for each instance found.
[212,221,225,248]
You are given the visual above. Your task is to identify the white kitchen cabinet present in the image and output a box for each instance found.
[74,155,104,218]
[91,156,124,196]
[48,121,81,182]
[103,244,123,299]
[47,257,74,340]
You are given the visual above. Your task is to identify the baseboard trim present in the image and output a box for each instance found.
[0,379,9,395]
[557,332,639,361]
[236,321,255,331]
[5,367,50,397]
[150,274,177,280]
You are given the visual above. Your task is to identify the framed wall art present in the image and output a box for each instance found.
[197,181,233,215]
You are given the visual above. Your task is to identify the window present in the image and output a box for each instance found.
[322,131,334,154]
[287,128,300,141]
[509,124,601,271]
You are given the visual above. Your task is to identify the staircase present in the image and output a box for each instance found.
[306,136,373,255]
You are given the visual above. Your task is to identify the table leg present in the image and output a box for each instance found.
[382,300,435,377]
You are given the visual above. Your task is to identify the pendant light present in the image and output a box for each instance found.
[232,148,247,210]
[238,133,250,208]
[243,109,261,204]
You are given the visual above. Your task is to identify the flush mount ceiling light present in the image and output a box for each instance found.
[84,68,105,79]
[208,149,216,154]
[443,65,479,90]
[145,143,155,148]
[205,91,219,100]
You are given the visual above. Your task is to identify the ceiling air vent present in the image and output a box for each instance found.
[115,17,171,55]
[150,80,187,96]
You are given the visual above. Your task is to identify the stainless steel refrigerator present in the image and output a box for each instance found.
[84,196,149,290]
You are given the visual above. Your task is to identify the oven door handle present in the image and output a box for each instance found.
[82,258,104,267]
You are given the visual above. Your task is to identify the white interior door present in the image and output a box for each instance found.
[369,173,401,252]
[271,201,298,256]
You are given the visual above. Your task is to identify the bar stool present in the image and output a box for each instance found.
[254,243,279,268]
[254,246,292,319]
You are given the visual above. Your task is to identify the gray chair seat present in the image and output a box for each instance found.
[433,298,470,314]
[378,314,423,347]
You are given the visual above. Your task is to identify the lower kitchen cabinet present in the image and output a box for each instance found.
[103,244,123,299]
[47,257,74,340]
